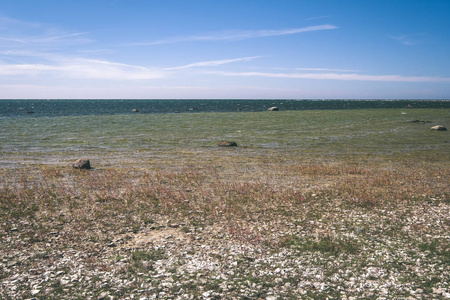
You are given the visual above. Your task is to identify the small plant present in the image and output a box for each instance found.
[418,238,450,263]
[279,234,360,256]
[131,249,166,262]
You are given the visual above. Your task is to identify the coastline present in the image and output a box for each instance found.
[1,107,449,299]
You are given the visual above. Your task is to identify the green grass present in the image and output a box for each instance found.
[279,234,361,256]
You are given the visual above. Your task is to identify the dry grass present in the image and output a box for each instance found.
[1,157,449,298]
[3,160,446,229]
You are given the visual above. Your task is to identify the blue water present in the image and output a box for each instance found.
[1,99,449,118]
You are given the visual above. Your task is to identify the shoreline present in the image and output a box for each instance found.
[1,107,449,298]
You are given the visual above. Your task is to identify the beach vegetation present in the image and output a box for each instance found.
[0,108,448,298]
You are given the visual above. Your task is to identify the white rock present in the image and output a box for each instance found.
[31,289,40,295]
[202,291,212,297]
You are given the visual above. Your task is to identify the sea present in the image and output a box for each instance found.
[1,99,449,169]
[1,99,449,118]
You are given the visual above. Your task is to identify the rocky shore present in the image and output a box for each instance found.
[1,163,449,299]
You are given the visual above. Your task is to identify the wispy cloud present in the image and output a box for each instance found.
[0,37,27,44]
[0,16,146,80]
[0,58,166,80]
[0,15,41,31]
[165,56,264,70]
[131,24,338,46]
[295,67,358,72]
[0,15,93,48]
[77,49,117,54]
[305,16,331,21]
[11,31,94,46]
[389,34,426,46]
[208,71,450,82]
[40,31,92,42]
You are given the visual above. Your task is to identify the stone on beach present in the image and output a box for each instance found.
[431,125,447,131]
[72,158,91,169]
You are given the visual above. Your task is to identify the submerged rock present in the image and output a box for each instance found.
[72,158,91,169]
[409,120,431,124]
[431,125,447,131]
[217,141,238,147]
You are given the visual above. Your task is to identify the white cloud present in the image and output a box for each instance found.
[0,37,27,44]
[0,31,92,45]
[209,71,450,82]
[0,15,92,47]
[296,68,358,72]
[0,58,166,80]
[165,56,264,70]
[39,31,92,42]
[389,34,426,46]
[305,16,331,21]
[0,15,41,31]
[77,49,117,54]
[132,24,338,46]
[0,16,162,81]
[66,59,166,80]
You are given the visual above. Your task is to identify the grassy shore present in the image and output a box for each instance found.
[1,108,449,299]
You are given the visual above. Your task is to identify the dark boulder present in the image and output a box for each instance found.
[217,141,238,147]
[409,120,431,124]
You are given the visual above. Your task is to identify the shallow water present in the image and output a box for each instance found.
[0,105,448,168]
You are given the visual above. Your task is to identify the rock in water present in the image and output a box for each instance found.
[217,141,238,147]
[73,158,91,169]
[268,106,279,111]
[431,125,447,131]
[132,109,139,112]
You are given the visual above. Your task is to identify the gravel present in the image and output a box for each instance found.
[1,200,449,299]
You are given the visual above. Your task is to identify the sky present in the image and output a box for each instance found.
[0,0,449,99]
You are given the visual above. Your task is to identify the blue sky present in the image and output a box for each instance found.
[1,0,449,99]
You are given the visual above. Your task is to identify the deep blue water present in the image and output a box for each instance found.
[0,99,449,118]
